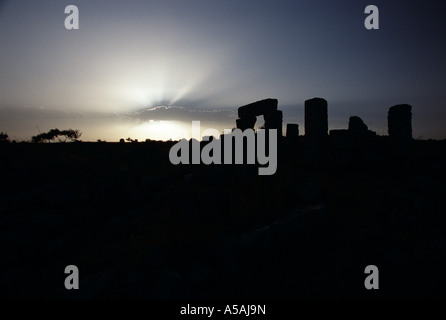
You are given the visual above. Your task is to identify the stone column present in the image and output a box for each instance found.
[388,104,413,153]
[264,110,283,137]
[388,104,412,140]
[286,124,299,139]
[305,98,328,140]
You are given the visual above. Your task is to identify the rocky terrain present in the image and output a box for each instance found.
[1,137,446,299]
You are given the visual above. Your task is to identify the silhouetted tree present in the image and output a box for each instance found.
[32,129,82,143]
[126,137,138,143]
[119,138,125,144]
[0,132,10,143]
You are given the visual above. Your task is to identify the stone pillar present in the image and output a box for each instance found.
[305,98,328,140]
[388,104,412,140]
[286,124,299,139]
[388,104,412,153]
[304,98,328,164]
[264,110,283,137]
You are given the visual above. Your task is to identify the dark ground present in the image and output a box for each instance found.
[1,137,446,299]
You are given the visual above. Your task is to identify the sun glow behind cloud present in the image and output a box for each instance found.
[131,120,189,141]
[122,118,234,142]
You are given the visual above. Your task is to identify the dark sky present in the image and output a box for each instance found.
[0,0,445,141]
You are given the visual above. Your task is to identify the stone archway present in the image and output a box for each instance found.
[236,98,283,137]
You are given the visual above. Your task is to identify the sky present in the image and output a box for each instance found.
[0,0,445,141]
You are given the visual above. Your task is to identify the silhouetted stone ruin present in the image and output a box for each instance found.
[388,104,412,140]
[265,110,283,137]
[238,98,278,119]
[329,116,376,149]
[349,116,368,135]
[348,116,376,139]
[236,98,283,136]
[305,98,328,140]
[286,124,299,140]
[304,98,328,163]
[236,117,256,131]
[230,97,415,163]
[388,104,413,153]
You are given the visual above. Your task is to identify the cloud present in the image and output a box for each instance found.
[129,105,237,123]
